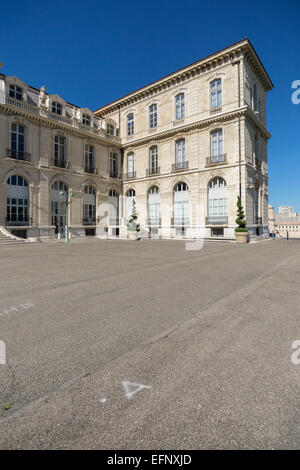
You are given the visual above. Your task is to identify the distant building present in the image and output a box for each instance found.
[269,205,300,238]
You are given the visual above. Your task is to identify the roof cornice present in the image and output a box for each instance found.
[95,38,273,116]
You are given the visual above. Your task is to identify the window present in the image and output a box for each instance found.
[9,85,23,101]
[110,153,118,178]
[108,190,119,225]
[175,93,185,120]
[149,146,158,174]
[54,136,66,167]
[253,84,258,112]
[149,104,157,128]
[127,152,135,177]
[174,182,189,226]
[11,124,25,159]
[208,177,227,226]
[82,114,91,126]
[107,123,114,135]
[83,186,96,224]
[211,130,223,162]
[52,102,62,115]
[126,189,136,220]
[210,79,222,109]
[175,139,186,169]
[51,181,68,235]
[127,113,134,136]
[148,186,160,225]
[6,176,29,225]
[85,145,94,173]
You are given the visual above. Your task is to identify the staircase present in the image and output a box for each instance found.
[0,227,26,245]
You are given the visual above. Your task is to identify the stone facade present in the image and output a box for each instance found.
[0,38,273,241]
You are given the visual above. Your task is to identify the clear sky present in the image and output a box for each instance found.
[0,0,299,212]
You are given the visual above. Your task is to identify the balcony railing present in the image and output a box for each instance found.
[109,171,121,179]
[146,218,161,226]
[146,167,160,176]
[206,154,227,166]
[205,216,228,226]
[171,161,189,171]
[82,218,96,226]
[84,166,98,175]
[256,217,262,225]
[124,171,136,179]
[171,217,189,226]
[51,159,70,169]
[6,148,31,162]
[210,106,222,115]
[5,96,39,114]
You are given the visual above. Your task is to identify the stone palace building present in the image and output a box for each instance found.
[0,38,273,241]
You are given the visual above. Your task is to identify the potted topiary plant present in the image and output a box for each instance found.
[235,196,248,243]
[127,200,141,240]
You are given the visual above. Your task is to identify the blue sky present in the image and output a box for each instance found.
[1,0,299,212]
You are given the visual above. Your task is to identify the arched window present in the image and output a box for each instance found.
[149,146,158,174]
[210,79,222,109]
[6,175,29,226]
[126,189,136,220]
[208,177,227,225]
[83,186,96,224]
[175,93,185,120]
[173,182,189,226]
[148,186,160,226]
[127,113,134,136]
[108,190,119,225]
[51,181,68,236]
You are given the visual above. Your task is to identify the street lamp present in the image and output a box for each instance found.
[59,190,73,242]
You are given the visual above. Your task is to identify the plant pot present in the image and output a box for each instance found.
[235,231,248,244]
[128,230,139,240]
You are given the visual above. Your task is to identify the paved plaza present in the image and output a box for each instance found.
[0,238,299,449]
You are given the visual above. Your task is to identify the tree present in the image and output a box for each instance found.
[128,200,140,233]
[235,196,248,232]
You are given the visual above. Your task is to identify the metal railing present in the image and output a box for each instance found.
[109,171,121,179]
[146,218,161,226]
[206,154,227,166]
[171,161,189,171]
[6,148,31,162]
[50,159,70,169]
[82,218,96,226]
[84,166,98,175]
[210,106,222,115]
[171,217,190,226]
[124,171,136,179]
[205,216,228,226]
[146,167,160,176]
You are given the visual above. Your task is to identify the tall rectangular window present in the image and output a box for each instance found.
[211,130,223,161]
[127,113,134,135]
[175,93,185,120]
[85,145,94,173]
[149,104,157,128]
[11,124,25,159]
[110,152,118,177]
[149,146,158,173]
[127,152,134,176]
[176,139,186,166]
[54,136,65,166]
[253,84,258,112]
[210,79,222,109]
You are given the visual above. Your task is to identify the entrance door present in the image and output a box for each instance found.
[51,181,68,237]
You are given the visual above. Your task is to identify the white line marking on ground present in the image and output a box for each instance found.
[122,381,152,400]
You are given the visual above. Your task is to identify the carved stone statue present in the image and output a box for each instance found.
[38,86,46,106]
